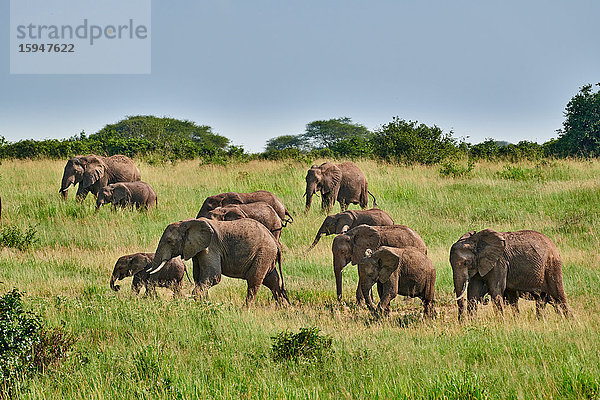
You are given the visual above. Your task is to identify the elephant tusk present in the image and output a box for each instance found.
[148,260,167,275]
[60,183,72,192]
[454,281,469,302]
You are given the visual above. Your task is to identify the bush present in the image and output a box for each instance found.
[0,289,75,396]
[370,118,458,164]
[439,160,475,178]
[496,165,544,181]
[271,327,333,363]
[0,225,38,251]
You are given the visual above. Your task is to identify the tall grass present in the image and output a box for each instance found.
[1,158,599,399]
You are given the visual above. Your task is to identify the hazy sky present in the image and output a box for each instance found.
[1,1,599,152]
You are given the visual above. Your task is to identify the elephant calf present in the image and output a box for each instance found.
[332,224,428,303]
[309,208,394,249]
[110,253,189,297]
[206,202,283,241]
[96,181,157,211]
[359,246,436,317]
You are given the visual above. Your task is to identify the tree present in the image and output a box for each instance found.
[552,83,600,157]
[302,117,371,150]
[264,135,305,152]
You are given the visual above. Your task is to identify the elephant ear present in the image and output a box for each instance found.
[224,208,246,221]
[459,231,476,241]
[336,212,355,234]
[129,255,149,275]
[111,185,131,204]
[222,193,243,206]
[320,164,342,194]
[351,225,379,265]
[81,161,105,188]
[182,219,214,260]
[474,229,505,277]
[375,247,401,283]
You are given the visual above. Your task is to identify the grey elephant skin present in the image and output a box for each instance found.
[196,190,293,225]
[359,246,436,317]
[96,181,157,211]
[450,229,572,320]
[60,154,141,201]
[206,202,283,241]
[309,209,394,249]
[332,224,427,303]
[305,162,376,212]
[148,218,289,305]
[110,253,188,297]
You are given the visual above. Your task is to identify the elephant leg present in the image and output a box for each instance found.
[504,289,520,314]
[172,281,183,299]
[131,276,143,296]
[191,256,221,301]
[545,269,573,318]
[466,278,486,317]
[262,268,289,305]
[376,282,397,316]
[376,282,383,302]
[336,265,346,302]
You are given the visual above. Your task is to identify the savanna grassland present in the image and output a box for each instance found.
[1,158,600,399]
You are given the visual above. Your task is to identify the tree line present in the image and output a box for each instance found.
[1,84,599,164]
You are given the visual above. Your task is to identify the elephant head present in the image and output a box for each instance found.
[450,229,505,302]
[60,155,106,200]
[305,163,342,211]
[110,253,151,291]
[348,225,383,265]
[96,184,131,210]
[148,218,214,274]
[358,247,401,308]
[60,157,87,199]
[207,206,247,221]
[196,194,228,218]
[309,211,355,249]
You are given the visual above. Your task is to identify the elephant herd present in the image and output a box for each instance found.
[58,155,572,320]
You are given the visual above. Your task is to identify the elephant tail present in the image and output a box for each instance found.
[368,191,378,208]
[283,209,294,226]
[275,244,289,302]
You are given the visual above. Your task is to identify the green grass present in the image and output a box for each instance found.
[1,158,600,399]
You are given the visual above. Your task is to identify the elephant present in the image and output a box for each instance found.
[358,246,436,317]
[59,154,141,201]
[305,162,377,212]
[331,224,427,303]
[110,253,190,297]
[196,190,293,225]
[147,218,289,306]
[206,202,283,241]
[309,208,394,249]
[96,181,157,211]
[450,229,572,320]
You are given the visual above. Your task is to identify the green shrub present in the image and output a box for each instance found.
[0,225,38,251]
[439,160,475,178]
[0,289,75,396]
[496,165,544,181]
[271,327,333,363]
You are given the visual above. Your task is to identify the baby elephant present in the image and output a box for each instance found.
[96,181,157,211]
[359,246,436,317]
[206,202,283,241]
[110,252,189,297]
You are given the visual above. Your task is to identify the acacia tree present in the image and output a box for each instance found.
[552,83,600,157]
[302,117,371,150]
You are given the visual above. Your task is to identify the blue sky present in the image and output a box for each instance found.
[1,0,599,152]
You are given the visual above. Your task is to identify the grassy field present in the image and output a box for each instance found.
[1,158,599,399]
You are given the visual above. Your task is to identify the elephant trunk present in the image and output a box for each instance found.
[309,225,326,250]
[60,176,74,200]
[110,273,120,292]
[305,183,316,211]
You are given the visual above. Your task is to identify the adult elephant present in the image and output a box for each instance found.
[59,154,141,201]
[309,209,394,249]
[196,190,293,225]
[450,229,572,320]
[206,202,283,242]
[147,218,289,306]
[332,224,427,303]
[305,162,377,212]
